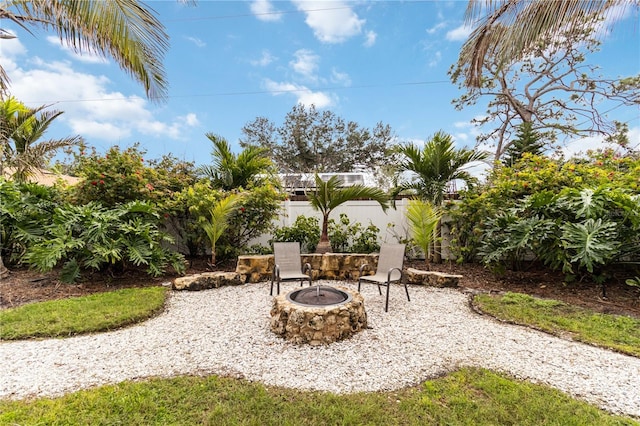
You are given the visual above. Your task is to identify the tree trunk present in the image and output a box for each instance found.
[315,214,333,254]
[0,255,9,279]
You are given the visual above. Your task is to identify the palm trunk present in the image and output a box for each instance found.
[315,213,332,254]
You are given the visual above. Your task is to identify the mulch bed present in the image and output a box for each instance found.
[1,258,639,318]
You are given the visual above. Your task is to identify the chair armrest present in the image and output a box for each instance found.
[359,264,370,276]
[302,263,312,274]
[387,267,402,282]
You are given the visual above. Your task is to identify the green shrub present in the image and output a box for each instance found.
[328,213,381,254]
[0,179,60,266]
[448,150,640,264]
[477,187,640,283]
[272,215,321,253]
[21,201,185,282]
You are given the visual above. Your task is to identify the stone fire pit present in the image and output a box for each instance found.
[270,285,367,346]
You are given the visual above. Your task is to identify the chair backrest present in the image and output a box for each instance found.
[273,242,303,273]
[375,243,406,280]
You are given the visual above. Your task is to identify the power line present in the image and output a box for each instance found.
[24,79,452,105]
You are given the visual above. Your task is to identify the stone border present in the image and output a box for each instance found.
[236,253,380,283]
[405,268,462,288]
[173,258,464,291]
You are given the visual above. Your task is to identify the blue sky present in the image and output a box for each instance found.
[1,0,638,169]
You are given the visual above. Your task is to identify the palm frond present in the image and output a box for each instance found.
[2,0,169,100]
[460,0,634,87]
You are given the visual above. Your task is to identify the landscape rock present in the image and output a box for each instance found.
[405,268,462,288]
[172,272,242,291]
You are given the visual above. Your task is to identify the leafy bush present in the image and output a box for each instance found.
[328,213,381,254]
[448,151,640,263]
[272,215,321,253]
[477,187,640,283]
[68,145,196,211]
[218,184,284,259]
[0,179,60,265]
[181,182,284,261]
[21,201,185,282]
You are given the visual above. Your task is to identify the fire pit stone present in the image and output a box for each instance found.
[270,285,367,345]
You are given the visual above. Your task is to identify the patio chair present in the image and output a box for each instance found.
[358,243,409,312]
[270,242,312,296]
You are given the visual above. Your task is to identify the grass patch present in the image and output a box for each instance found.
[0,286,167,340]
[0,368,636,425]
[474,292,640,356]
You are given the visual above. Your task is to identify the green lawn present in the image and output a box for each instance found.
[0,368,637,425]
[473,292,640,357]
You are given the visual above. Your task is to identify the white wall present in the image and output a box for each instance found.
[250,198,411,248]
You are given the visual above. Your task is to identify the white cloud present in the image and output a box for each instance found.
[0,32,26,59]
[330,68,351,86]
[426,21,447,35]
[290,49,319,80]
[250,49,276,67]
[68,119,131,140]
[560,127,640,158]
[292,0,365,43]
[250,0,283,22]
[364,30,377,47]
[46,36,108,64]
[7,57,193,143]
[446,24,473,41]
[185,36,206,48]
[428,51,442,67]
[263,79,333,108]
[182,113,200,127]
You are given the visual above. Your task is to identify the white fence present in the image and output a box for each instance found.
[248,198,454,259]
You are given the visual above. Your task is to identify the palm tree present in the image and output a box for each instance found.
[0,97,81,277]
[308,174,389,254]
[394,131,488,263]
[1,97,82,183]
[394,131,488,205]
[200,133,274,190]
[199,193,243,267]
[0,0,171,100]
[459,0,636,88]
[406,199,441,268]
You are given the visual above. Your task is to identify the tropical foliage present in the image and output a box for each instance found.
[198,193,243,266]
[393,131,488,205]
[448,149,640,289]
[0,0,170,100]
[199,133,273,191]
[406,199,441,267]
[307,174,389,253]
[0,97,82,182]
[0,179,60,265]
[21,201,185,283]
[457,0,637,88]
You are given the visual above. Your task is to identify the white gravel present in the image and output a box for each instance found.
[1,281,639,418]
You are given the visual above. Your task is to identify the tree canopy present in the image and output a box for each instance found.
[240,104,394,174]
[450,21,639,160]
